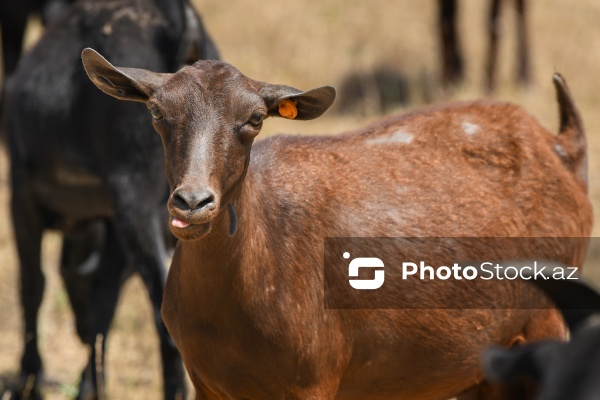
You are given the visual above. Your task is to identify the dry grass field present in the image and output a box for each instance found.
[1,0,600,398]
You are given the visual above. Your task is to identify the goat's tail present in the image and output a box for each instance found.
[553,73,588,192]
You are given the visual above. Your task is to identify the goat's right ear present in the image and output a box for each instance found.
[81,48,171,102]
[481,346,529,383]
[259,82,336,120]
[481,342,554,384]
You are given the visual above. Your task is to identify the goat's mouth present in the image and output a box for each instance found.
[169,216,212,240]
[168,204,217,240]
[172,217,192,229]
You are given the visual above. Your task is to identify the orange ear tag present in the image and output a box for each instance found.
[278,99,298,119]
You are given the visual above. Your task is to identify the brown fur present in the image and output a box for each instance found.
[82,49,591,399]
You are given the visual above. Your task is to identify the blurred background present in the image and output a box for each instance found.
[1,0,600,398]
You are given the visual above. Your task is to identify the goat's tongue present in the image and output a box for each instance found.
[172,217,190,228]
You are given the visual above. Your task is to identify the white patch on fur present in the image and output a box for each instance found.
[554,144,567,158]
[367,130,413,145]
[462,121,480,136]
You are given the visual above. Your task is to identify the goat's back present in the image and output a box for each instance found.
[251,100,591,242]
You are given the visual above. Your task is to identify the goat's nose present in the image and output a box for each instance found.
[172,189,216,211]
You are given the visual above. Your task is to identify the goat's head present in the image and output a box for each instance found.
[82,48,335,240]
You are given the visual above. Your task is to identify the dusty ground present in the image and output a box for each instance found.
[1,0,600,398]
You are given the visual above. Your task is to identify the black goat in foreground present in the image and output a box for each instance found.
[482,263,600,400]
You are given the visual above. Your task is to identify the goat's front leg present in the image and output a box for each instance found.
[60,220,106,349]
[11,183,44,400]
[61,222,130,400]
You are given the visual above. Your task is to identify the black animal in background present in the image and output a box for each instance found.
[0,0,73,81]
[335,66,410,116]
[482,264,600,400]
[438,0,530,92]
[0,0,74,122]
[4,0,218,398]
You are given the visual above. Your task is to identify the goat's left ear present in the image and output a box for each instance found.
[481,343,553,384]
[82,48,172,102]
[259,83,336,120]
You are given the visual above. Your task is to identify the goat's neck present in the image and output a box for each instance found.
[176,169,265,289]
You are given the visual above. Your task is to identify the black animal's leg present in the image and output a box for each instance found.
[514,0,530,86]
[60,221,106,346]
[485,0,503,93]
[11,186,44,400]
[438,0,464,87]
[111,196,186,400]
[73,223,129,400]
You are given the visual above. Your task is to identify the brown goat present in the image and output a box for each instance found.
[82,48,591,399]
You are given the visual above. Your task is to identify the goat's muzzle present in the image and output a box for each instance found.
[168,187,219,240]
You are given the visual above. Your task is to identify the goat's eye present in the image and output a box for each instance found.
[247,112,264,128]
[150,108,163,120]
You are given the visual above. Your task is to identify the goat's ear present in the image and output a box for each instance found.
[81,48,172,102]
[481,343,553,384]
[259,83,336,120]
